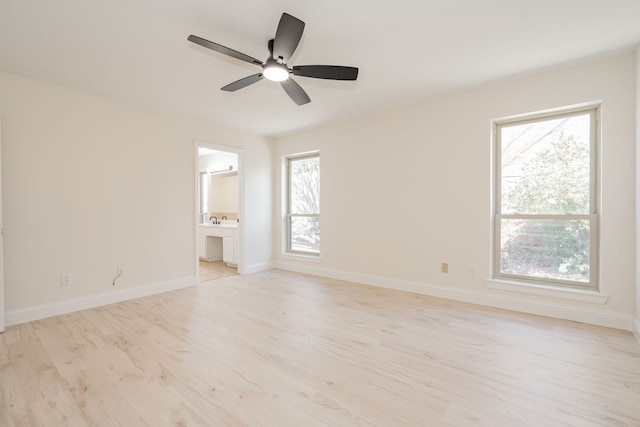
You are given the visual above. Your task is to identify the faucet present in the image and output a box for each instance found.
[209,215,218,224]
[221,215,227,220]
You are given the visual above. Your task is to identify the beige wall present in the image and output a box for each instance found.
[274,51,637,325]
[1,50,637,331]
[209,174,238,214]
[198,151,238,173]
[0,71,272,313]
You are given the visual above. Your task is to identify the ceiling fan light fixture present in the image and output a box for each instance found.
[188,12,358,105]
[263,60,289,82]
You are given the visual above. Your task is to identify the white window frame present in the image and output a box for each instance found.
[286,152,320,256]
[492,104,599,290]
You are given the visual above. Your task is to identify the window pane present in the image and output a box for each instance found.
[500,218,590,283]
[501,114,590,215]
[290,216,320,253]
[290,157,320,215]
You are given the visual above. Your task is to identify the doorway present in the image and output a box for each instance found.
[195,142,244,284]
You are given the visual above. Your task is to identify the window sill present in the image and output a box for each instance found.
[280,252,321,263]
[485,279,609,304]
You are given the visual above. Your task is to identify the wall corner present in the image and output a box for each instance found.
[633,316,640,344]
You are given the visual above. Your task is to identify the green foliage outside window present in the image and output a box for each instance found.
[500,127,591,283]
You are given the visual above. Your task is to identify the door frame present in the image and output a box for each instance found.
[194,140,245,282]
[0,114,4,332]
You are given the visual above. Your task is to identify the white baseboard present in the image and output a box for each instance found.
[633,316,640,344]
[5,276,196,327]
[274,261,635,332]
[242,261,273,275]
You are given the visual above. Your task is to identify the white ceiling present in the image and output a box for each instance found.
[1,1,639,137]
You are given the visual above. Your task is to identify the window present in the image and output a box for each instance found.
[493,105,599,289]
[286,153,320,255]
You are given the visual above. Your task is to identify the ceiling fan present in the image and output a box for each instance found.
[188,13,358,105]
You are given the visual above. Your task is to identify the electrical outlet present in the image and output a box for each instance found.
[441,263,448,273]
[468,266,475,277]
[61,274,72,286]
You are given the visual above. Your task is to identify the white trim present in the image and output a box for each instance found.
[280,252,321,263]
[285,152,320,256]
[5,276,196,327]
[485,279,609,304]
[243,262,273,275]
[492,104,600,290]
[633,316,640,344]
[274,261,634,331]
[493,101,603,125]
[0,113,4,333]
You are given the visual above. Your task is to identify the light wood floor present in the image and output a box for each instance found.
[198,260,238,283]
[1,270,639,426]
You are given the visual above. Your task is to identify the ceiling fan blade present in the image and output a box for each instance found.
[273,13,305,62]
[293,65,359,80]
[221,73,264,92]
[188,35,263,66]
[281,78,311,105]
